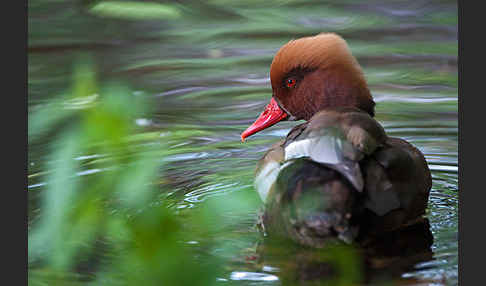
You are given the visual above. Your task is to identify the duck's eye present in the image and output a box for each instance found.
[286,78,297,88]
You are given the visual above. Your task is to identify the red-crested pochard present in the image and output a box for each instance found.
[241,33,431,248]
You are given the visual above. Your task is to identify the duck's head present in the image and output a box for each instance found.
[241,33,375,141]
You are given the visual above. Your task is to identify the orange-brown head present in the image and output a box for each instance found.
[241,33,375,141]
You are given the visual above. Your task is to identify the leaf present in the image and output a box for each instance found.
[89,1,181,20]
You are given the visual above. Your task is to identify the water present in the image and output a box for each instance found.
[28,0,458,285]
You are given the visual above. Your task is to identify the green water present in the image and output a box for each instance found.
[28,0,458,285]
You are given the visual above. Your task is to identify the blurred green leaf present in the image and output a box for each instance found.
[89,1,181,20]
[29,129,81,270]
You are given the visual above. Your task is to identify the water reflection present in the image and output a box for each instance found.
[252,219,437,285]
[231,271,279,282]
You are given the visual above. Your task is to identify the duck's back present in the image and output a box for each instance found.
[256,108,431,247]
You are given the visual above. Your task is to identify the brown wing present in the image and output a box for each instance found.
[359,137,432,236]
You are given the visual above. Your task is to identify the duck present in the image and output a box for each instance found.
[241,33,432,248]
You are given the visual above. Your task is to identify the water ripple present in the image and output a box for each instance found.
[230,271,279,282]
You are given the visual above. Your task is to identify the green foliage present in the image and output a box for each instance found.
[27,59,227,285]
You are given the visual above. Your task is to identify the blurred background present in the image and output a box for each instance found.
[28,0,458,285]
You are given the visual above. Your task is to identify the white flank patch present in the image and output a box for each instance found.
[255,161,281,203]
